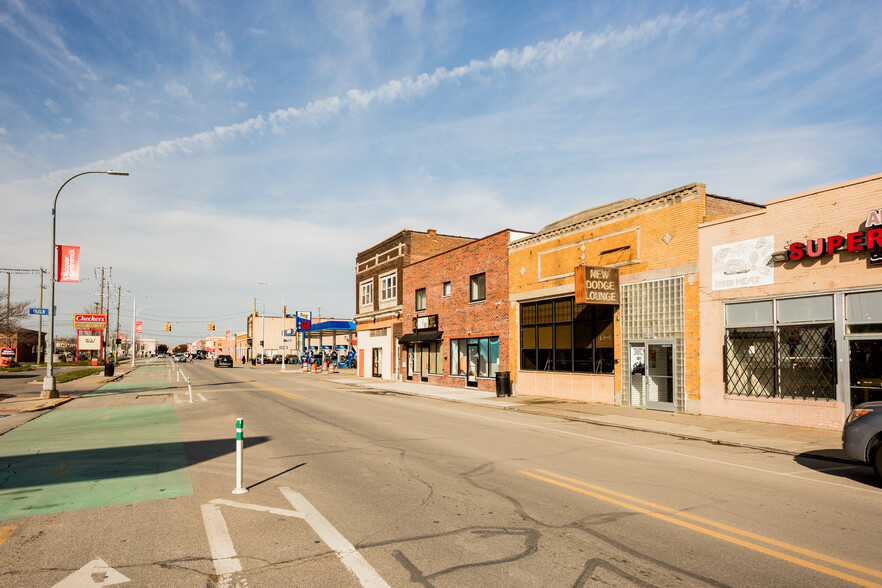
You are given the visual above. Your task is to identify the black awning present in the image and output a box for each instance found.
[399,330,443,343]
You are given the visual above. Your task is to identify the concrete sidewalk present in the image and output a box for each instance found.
[332,376,847,461]
[0,365,140,423]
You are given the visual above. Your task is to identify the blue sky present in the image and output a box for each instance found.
[2,0,880,344]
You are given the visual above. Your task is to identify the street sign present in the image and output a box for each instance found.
[279,345,288,350]
[29,308,49,315]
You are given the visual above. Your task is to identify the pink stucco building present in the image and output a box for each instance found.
[699,172,882,429]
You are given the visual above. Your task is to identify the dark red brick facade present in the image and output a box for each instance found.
[399,230,513,391]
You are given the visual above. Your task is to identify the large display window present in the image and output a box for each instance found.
[519,296,614,374]
[724,296,836,401]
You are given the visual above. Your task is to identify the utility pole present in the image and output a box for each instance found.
[37,270,45,364]
[5,272,11,348]
[115,286,121,361]
[98,268,105,362]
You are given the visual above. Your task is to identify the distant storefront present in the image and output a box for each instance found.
[355,229,476,381]
[699,172,882,429]
[398,230,529,392]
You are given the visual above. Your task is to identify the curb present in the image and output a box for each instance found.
[335,381,850,462]
[25,397,73,412]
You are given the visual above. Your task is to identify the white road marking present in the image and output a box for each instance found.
[427,405,881,495]
[201,503,242,576]
[53,558,130,587]
[173,394,182,404]
[197,393,208,402]
[281,486,390,588]
[210,498,304,519]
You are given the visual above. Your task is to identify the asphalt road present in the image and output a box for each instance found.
[0,360,880,587]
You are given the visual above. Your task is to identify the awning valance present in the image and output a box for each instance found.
[398,330,443,343]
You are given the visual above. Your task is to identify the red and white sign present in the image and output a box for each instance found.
[787,209,882,265]
[57,245,81,282]
[135,321,143,334]
[74,314,107,330]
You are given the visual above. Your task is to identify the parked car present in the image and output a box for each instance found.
[273,355,283,364]
[214,354,234,368]
[284,355,298,364]
[843,401,882,480]
[173,353,187,363]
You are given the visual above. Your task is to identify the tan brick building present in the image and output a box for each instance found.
[355,230,476,380]
[509,183,761,412]
[699,172,882,429]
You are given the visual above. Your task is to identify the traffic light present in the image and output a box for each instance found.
[208,322,215,331]
[164,323,172,331]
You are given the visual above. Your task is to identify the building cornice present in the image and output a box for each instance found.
[510,183,704,252]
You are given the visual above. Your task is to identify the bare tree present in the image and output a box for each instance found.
[0,289,33,333]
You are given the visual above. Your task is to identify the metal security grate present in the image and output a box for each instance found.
[725,325,835,400]
[777,325,836,400]
[725,328,776,398]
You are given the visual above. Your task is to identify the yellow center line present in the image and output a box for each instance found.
[0,526,16,548]
[535,469,882,580]
[234,377,304,400]
[520,470,882,588]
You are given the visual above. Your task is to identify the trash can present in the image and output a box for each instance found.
[104,362,115,377]
[495,371,511,397]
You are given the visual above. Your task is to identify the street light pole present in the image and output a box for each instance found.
[259,282,286,372]
[43,170,128,399]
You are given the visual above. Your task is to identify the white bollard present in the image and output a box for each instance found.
[187,377,193,403]
[176,368,180,382]
[232,418,248,494]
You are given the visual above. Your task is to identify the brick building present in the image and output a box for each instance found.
[0,328,45,363]
[398,229,532,391]
[509,183,762,413]
[699,172,882,429]
[355,230,476,380]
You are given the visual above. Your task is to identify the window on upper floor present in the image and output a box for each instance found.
[415,288,426,311]
[469,273,486,302]
[380,272,397,302]
[442,282,451,297]
[360,280,373,307]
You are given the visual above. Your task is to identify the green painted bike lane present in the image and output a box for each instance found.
[0,367,193,521]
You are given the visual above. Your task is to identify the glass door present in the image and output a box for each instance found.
[467,343,479,387]
[629,341,676,411]
[420,344,429,382]
[849,340,882,408]
[372,348,382,378]
[646,343,675,411]
[629,343,646,408]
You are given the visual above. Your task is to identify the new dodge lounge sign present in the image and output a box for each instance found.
[575,265,620,305]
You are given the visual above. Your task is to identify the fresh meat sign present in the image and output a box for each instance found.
[74,314,107,330]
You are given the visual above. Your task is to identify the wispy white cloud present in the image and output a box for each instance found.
[164,81,192,101]
[79,8,731,175]
[215,31,233,56]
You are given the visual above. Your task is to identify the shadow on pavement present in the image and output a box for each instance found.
[247,462,306,490]
[0,436,271,490]
[793,450,881,487]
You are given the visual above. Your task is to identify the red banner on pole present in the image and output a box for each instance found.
[135,322,143,334]
[56,245,81,282]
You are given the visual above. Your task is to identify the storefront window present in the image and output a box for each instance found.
[725,296,836,400]
[450,337,499,377]
[520,297,614,374]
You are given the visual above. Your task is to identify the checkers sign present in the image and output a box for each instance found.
[74,313,107,330]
